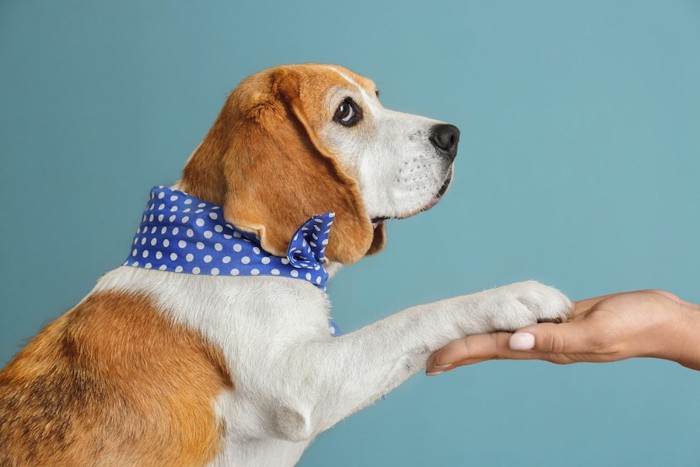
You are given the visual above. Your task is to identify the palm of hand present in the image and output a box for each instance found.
[564,291,693,363]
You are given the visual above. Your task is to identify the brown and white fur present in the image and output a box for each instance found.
[0,64,571,466]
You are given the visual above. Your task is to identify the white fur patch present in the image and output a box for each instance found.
[320,67,453,220]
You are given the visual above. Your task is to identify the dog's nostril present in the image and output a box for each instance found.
[429,124,460,161]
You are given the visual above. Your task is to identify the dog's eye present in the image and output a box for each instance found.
[333,98,362,127]
[375,89,380,98]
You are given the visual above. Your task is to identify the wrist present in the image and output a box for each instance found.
[667,302,700,370]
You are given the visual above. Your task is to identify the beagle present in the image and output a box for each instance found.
[0,64,571,466]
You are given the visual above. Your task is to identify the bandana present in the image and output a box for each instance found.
[124,186,335,290]
[123,186,341,336]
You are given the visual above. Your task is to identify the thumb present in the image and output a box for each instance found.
[510,320,595,354]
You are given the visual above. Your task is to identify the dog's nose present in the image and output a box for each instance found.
[429,124,460,161]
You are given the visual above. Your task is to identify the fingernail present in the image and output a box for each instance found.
[432,362,453,369]
[509,332,535,350]
[425,370,445,376]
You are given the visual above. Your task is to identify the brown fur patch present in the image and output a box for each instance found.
[181,64,387,264]
[0,292,231,466]
[366,222,387,256]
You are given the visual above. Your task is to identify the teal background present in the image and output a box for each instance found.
[1,1,699,466]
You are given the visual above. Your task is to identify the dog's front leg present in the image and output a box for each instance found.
[276,280,571,441]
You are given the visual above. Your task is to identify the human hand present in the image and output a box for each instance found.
[426,290,700,373]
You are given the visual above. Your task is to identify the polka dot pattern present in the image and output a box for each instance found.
[328,318,341,337]
[124,186,333,290]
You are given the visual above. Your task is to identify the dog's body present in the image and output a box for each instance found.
[0,64,571,466]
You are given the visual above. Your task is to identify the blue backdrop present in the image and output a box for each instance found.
[1,1,699,466]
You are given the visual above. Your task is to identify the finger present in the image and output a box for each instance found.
[448,357,489,367]
[574,295,613,309]
[447,353,581,367]
[426,358,489,374]
[425,358,485,375]
[429,333,511,369]
[427,332,557,372]
[511,320,599,354]
[572,293,620,317]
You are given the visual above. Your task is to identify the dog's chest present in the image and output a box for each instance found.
[94,266,332,464]
[95,265,333,364]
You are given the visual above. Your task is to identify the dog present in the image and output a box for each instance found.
[0,64,571,466]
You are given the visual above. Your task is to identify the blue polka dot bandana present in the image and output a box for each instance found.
[124,186,335,291]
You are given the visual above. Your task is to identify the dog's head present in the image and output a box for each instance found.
[181,64,459,264]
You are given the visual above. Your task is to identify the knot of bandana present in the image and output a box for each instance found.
[287,216,333,269]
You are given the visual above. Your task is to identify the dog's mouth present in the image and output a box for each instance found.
[371,166,454,223]
[428,168,453,207]
[414,168,453,214]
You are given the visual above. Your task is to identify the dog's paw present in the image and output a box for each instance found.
[484,280,572,332]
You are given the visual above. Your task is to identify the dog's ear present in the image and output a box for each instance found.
[182,69,383,264]
[365,222,386,256]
